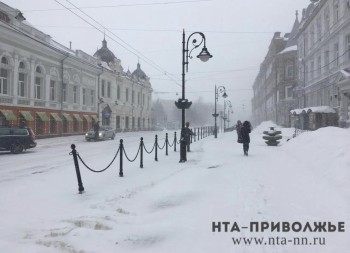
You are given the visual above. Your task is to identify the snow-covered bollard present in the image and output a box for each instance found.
[262,127,282,146]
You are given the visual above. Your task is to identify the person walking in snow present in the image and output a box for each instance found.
[183,122,194,152]
[93,121,100,141]
[236,120,243,143]
[240,120,251,156]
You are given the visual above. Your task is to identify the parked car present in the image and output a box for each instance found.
[85,125,115,141]
[0,127,37,154]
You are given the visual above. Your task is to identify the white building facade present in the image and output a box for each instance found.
[297,0,350,127]
[0,1,152,137]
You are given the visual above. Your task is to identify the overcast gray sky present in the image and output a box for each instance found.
[3,0,310,121]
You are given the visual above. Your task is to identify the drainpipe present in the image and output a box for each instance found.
[61,53,69,136]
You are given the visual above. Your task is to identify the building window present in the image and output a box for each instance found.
[50,80,56,101]
[334,43,339,66]
[317,55,322,75]
[316,17,322,41]
[18,62,27,97]
[125,116,129,129]
[0,56,9,95]
[90,90,94,105]
[132,90,135,104]
[324,50,330,70]
[82,88,86,105]
[116,116,120,129]
[117,85,120,100]
[304,33,309,52]
[35,66,43,99]
[285,86,293,99]
[35,77,41,99]
[324,6,330,31]
[310,25,314,45]
[285,65,294,78]
[18,73,25,96]
[0,69,8,95]
[101,79,105,97]
[310,61,314,80]
[62,83,67,102]
[107,81,111,98]
[126,88,129,102]
[73,86,78,104]
[333,0,339,23]
[1,56,8,64]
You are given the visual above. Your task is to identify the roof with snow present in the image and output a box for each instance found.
[278,45,297,55]
[94,38,115,64]
[131,62,148,80]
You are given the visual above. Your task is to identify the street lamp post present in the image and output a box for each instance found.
[175,29,212,163]
[213,85,227,138]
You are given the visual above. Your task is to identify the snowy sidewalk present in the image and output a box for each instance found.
[0,122,349,253]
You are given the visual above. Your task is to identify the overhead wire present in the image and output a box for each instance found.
[55,0,183,88]
[16,0,213,12]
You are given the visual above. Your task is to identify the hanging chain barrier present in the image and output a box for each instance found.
[69,126,215,193]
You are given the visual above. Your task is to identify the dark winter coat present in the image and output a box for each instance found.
[93,122,100,132]
[183,127,194,145]
[240,121,251,143]
[236,122,242,137]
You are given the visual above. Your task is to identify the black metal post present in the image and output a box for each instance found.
[180,30,186,163]
[174,131,177,152]
[140,137,144,168]
[179,130,186,162]
[119,139,124,177]
[214,85,218,138]
[71,144,84,194]
[201,127,203,139]
[177,29,212,163]
[155,135,158,161]
[193,128,196,142]
[165,133,168,156]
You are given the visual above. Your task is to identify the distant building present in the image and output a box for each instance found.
[93,38,153,132]
[252,11,299,127]
[0,1,152,137]
[253,0,350,129]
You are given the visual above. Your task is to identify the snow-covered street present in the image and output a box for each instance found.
[0,122,349,253]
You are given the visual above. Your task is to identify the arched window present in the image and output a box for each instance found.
[18,61,27,97]
[1,57,8,64]
[0,56,9,95]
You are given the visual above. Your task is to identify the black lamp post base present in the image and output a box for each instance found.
[179,139,187,162]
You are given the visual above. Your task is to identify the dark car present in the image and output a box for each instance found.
[0,127,37,154]
[85,125,115,141]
